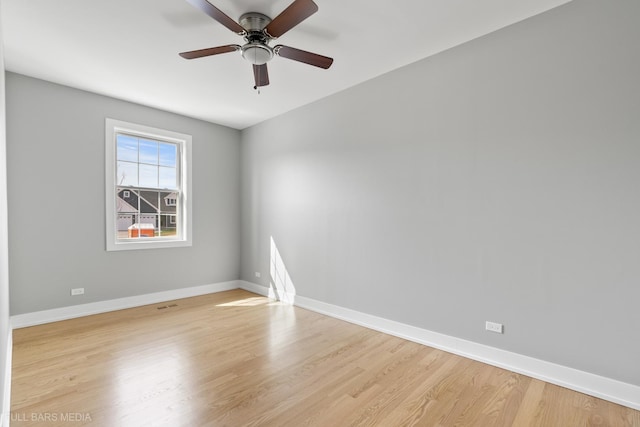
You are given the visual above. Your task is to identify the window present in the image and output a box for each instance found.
[105,119,192,251]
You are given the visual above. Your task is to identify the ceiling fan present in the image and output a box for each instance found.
[179,0,334,89]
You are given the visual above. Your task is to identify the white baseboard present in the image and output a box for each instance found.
[238,280,640,411]
[11,280,240,329]
[239,280,289,300]
[238,280,269,296]
[1,330,11,427]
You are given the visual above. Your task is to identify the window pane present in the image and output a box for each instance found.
[159,143,177,167]
[139,190,160,213]
[139,164,158,188]
[116,213,136,239]
[160,191,177,213]
[117,161,138,187]
[159,191,177,237]
[116,188,138,213]
[139,139,158,165]
[159,166,177,190]
[117,134,138,162]
[134,191,159,238]
[116,189,139,240]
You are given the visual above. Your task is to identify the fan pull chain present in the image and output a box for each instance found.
[253,49,261,94]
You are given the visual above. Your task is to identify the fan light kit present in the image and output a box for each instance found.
[180,0,334,89]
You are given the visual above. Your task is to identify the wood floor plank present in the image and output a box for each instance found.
[511,377,547,426]
[10,289,640,426]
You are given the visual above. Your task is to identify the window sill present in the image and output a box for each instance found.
[106,238,192,252]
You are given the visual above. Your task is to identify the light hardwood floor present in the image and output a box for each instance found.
[10,289,640,426]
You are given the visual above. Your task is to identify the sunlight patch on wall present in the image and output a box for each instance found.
[269,236,296,305]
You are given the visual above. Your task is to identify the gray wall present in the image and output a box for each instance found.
[6,73,241,315]
[0,8,11,423]
[241,0,640,386]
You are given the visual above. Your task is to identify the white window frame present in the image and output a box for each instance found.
[105,118,192,251]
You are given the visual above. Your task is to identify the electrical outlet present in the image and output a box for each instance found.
[485,321,503,334]
[71,288,85,296]
[255,272,261,278]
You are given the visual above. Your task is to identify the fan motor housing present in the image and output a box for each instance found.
[239,12,274,65]
[239,12,271,32]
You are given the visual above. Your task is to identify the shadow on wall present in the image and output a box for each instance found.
[269,236,296,304]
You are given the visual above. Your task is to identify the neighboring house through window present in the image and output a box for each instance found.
[105,118,192,251]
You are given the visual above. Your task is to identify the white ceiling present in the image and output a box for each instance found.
[1,0,572,130]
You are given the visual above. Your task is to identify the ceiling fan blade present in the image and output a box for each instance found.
[179,44,240,59]
[186,0,245,34]
[274,45,333,69]
[253,64,270,87]
[264,0,318,38]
